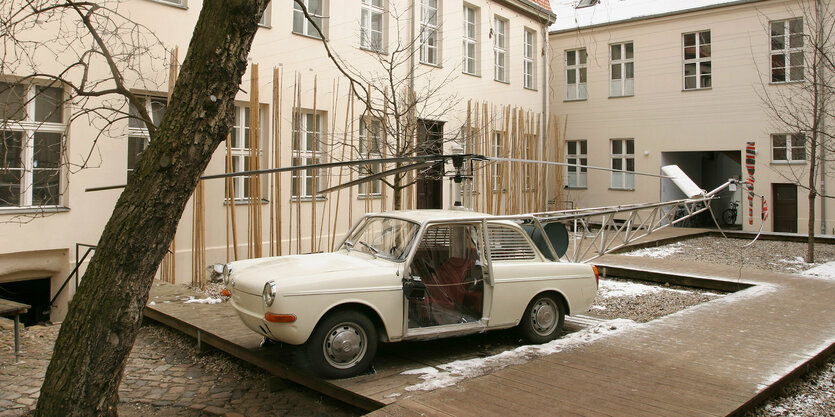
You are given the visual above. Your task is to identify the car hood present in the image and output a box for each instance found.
[229,251,397,295]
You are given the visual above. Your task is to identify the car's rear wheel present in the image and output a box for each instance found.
[519,294,564,344]
[306,310,378,379]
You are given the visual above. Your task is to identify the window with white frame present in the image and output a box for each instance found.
[492,132,503,190]
[0,82,64,208]
[259,1,271,27]
[153,0,186,7]
[772,133,806,162]
[523,29,536,89]
[770,18,804,83]
[292,111,325,198]
[293,0,325,39]
[610,42,634,97]
[565,49,587,100]
[493,16,508,82]
[683,31,711,89]
[226,105,267,201]
[462,5,478,75]
[566,140,587,188]
[610,138,634,189]
[127,95,167,180]
[420,0,440,66]
[359,118,382,196]
[361,0,384,51]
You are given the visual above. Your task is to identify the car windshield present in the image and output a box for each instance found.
[342,216,420,261]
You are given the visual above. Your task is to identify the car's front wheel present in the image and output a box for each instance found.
[519,293,565,344]
[306,310,378,379]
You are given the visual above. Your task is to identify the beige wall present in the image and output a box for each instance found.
[0,0,551,320]
[549,0,833,234]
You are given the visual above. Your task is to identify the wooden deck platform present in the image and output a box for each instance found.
[144,228,835,416]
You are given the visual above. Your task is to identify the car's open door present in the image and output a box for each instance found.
[401,221,491,339]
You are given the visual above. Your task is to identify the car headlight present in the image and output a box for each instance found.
[222,264,232,286]
[263,281,277,306]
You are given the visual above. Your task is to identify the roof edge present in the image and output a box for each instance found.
[496,0,558,24]
[549,0,767,35]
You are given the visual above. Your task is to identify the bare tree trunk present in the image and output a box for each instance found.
[35,1,267,415]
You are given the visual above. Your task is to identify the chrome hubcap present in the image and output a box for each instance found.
[323,322,367,369]
[531,298,558,336]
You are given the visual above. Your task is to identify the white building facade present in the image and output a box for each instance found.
[550,0,833,234]
[0,0,555,322]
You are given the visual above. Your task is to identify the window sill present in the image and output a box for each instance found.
[358,194,383,200]
[523,86,538,92]
[564,98,587,102]
[564,186,587,190]
[419,61,442,68]
[769,80,804,85]
[463,71,481,78]
[291,196,328,202]
[608,187,635,191]
[682,87,712,92]
[608,94,635,99]
[359,46,388,55]
[0,206,70,215]
[146,0,187,9]
[224,198,269,206]
[291,31,325,41]
[494,78,510,84]
[770,160,807,165]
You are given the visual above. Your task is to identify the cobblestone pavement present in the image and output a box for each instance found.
[0,319,360,417]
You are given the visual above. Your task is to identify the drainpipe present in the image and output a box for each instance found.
[409,0,416,104]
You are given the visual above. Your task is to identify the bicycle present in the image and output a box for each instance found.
[723,201,739,225]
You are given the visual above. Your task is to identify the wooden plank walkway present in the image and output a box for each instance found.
[144,228,835,416]
[368,245,835,416]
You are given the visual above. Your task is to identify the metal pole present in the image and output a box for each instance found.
[14,313,20,363]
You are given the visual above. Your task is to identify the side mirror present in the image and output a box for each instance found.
[403,276,426,300]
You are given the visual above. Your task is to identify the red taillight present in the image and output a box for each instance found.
[265,313,297,323]
[592,265,600,286]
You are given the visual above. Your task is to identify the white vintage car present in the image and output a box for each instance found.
[224,209,598,378]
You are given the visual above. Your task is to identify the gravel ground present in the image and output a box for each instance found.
[622,237,835,417]
[587,277,725,323]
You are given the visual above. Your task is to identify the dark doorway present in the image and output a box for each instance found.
[0,278,51,326]
[416,119,443,209]
[773,183,798,233]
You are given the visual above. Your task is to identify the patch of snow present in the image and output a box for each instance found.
[800,261,835,281]
[147,301,156,306]
[402,319,639,392]
[383,392,402,398]
[598,278,693,299]
[622,243,684,259]
[183,296,223,304]
[590,305,607,311]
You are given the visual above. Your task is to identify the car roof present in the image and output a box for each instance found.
[369,209,494,224]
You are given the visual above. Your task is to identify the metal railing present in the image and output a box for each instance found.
[50,243,97,307]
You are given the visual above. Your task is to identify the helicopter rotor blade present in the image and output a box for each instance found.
[318,160,441,194]
[483,157,672,179]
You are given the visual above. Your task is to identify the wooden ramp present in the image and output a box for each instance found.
[368,254,835,417]
[144,228,835,416]
[144,283,596,412]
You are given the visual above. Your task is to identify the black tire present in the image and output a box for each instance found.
[305,309,378,379]
[723,208,736,225]
[519,293,565,344]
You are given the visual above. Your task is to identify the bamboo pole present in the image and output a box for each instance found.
[248,63,262,259]
[331,82,353,251]
[320,78,338,252]
[226,134,239,261]
[295,74,302,254]
[381,87,389,213]
[348,92,355,230]
[273,68,284,256]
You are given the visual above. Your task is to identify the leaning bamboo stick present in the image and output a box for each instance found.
[310,75,318,253]
[226,134,239,261]
[331,82,352,251]
[248,63,262,259]
[321,78,338,252]
[273,67,283,256]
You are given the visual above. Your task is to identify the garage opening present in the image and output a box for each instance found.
[0,278,51,326]
[661,151,741,228]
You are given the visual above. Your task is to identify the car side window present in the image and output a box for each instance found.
[486,224,537,261]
